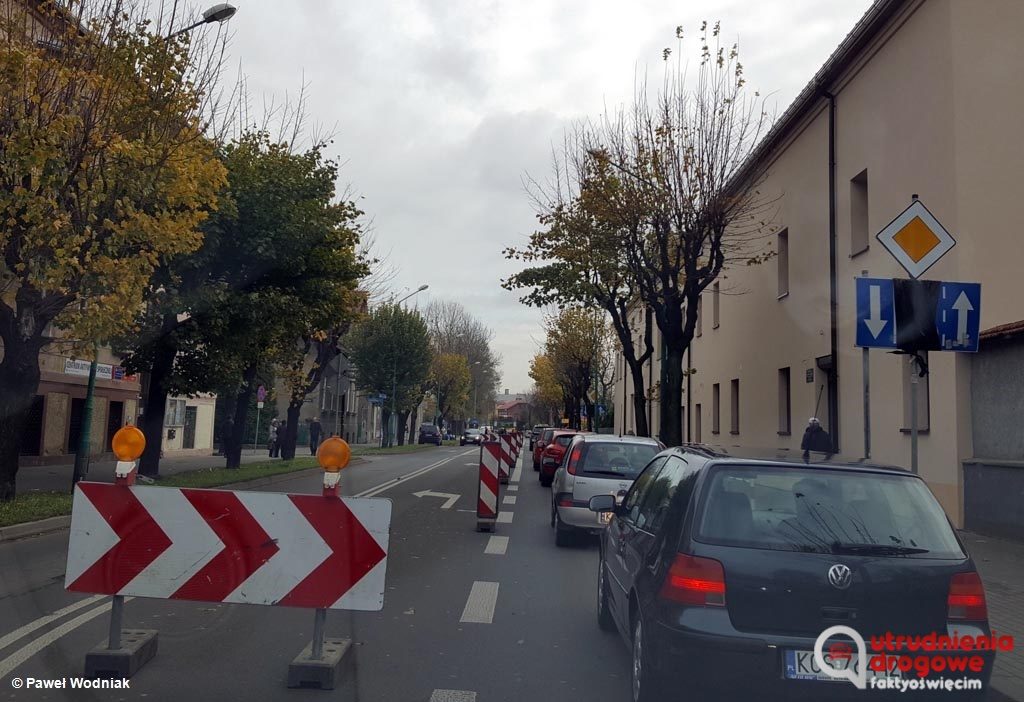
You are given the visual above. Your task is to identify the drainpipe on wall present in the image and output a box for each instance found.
[824,90,840,453]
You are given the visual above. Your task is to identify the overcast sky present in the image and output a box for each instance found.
[218,0,871,393]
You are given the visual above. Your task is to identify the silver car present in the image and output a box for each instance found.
[550,434,662,547]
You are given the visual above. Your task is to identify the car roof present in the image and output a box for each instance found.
[663,443,912,476]
[573,434,661,446]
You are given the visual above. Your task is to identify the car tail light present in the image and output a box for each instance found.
[556,493,573,507]
[659,554,726,607]
[948,572,988,621]
[567,447,583,475]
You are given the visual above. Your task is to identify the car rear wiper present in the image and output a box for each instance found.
[830,542,930,555]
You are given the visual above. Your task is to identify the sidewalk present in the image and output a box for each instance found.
[960,531,1024,701]
[15,448,304,494]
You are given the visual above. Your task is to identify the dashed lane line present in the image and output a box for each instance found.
[430,690,477,702]
[483,536,509,555]
[503,495,516,505]
[459,581,499,624]
[506,485,518,492]
[496,512,513,524]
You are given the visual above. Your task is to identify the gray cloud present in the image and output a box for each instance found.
[221,0,871,393]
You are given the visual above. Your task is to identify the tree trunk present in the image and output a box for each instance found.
[219,385,241,467]
[223,364,257,468]
[629,360,650,437]
[280,404,299,459]
[0,342,42,501]
[408,411,417,442]
[585,400,595,432]
[380,407,391,448]
[396,410,409,445]
[139,314,179,477]
[659,345,685,447]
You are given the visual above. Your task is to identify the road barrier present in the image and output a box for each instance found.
[477,440,501,532]
[65,433,389,690]
[500,434,518,475]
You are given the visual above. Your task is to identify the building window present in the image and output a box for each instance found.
[777,229,789,298]
[165,399,186,426]
[901,353,930,432]
[851,169,869,256]
[778,367,791,435]
[730,379,740,434]
[694,403,702,443]
[696,296,703,337]
[711,384,720,434]
[712,282,720,329]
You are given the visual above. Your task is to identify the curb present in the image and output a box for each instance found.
[0,457,366,544]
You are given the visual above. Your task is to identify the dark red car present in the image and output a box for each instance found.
[538,430,579,487]
[532,428,558,471]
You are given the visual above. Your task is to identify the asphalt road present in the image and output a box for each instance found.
[0,446,633,702]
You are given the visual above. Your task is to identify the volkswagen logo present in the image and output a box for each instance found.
[828,564,852,590]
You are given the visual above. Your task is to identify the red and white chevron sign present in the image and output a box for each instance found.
[65,483,391,611]
[477,444,499,520]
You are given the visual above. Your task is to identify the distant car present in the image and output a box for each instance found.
[538,430,579,487]
[460,428,482,446]
[417,423,442,446]
[533,428,557,471]
[550,434,662,546]
[588,445,993,701]
[529,424,549,451]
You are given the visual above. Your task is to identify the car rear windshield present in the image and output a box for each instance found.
[694,465,964,559]
[465,429,480,435]
[553,435,574,447]
[578,442,659,479]
[541,430,555,442]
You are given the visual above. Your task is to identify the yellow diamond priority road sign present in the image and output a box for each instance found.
[875,199,956,279]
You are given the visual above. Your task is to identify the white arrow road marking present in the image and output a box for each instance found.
[64,489,119,588]
[864,284,889,340]
[952,290,974,346]
[413,490,460,509]
[223,493,330,606]
[119,488,223,597]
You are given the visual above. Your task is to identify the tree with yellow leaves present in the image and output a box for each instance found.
[0,1,226,498]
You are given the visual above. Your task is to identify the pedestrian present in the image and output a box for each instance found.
[268,419,279,458]
[800,417,833,460]
[309,417,322,455]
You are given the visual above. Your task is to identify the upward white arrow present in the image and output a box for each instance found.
[952,291,974,346]
[864,285,889,340]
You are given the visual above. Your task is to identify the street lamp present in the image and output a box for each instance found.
[168,3,237,38]
[388,283,429,447]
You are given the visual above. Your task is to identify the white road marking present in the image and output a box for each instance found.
[503,495,517,505]
[0,597,134,680]
[510,466,520,483]
[484,536,508,555]
[0,595,105,652]
[506,484,518,492]
[356,451,473,498]
[459,581,499,624]
[430,690,477,702]
[496,512,513,524]
[413,490,460,509]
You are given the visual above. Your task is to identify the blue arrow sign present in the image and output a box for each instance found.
[935,282,981,352]
[855,278,896,348]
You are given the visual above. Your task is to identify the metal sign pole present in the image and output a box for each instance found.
[253,407,261,457]
[311,608,326,660]
[862,347,871,459]
[108,595,124,650]
[910,356,919,474]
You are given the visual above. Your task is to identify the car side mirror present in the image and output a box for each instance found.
[589,494,616,512]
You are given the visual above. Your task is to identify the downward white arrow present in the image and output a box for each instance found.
[952,291,974,346]
[864,285,889,340]
[413,490,460,510]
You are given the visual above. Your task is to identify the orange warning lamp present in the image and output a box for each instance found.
[317,437,351,473]
[111,425,146,461]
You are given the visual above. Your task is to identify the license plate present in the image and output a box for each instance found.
[598,511,612,525]
[784,650,902,682]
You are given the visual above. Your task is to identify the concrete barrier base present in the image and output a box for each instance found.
[476,518,496,532]
[287,637,352,690]
[84,630,158,679]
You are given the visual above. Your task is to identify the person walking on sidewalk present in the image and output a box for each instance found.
[800,417,833,461]
[309,417,322,455]
[268,419,279,458]
[276,420,288,459]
